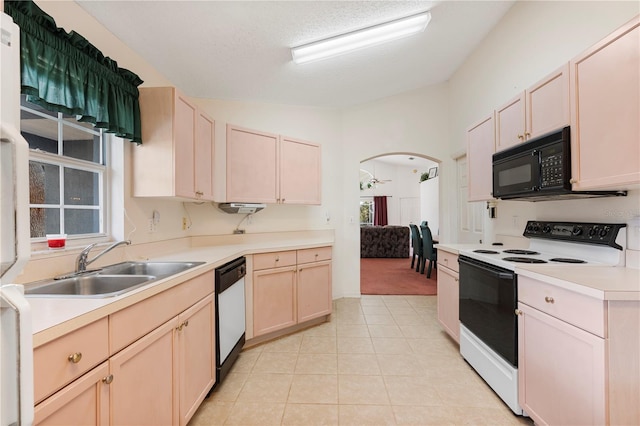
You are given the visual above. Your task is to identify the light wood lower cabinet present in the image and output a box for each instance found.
[34,362,110,425]
[252,247,332,338]
[33,273,216,426]
[436,251,459,343]
[517,275,640,425]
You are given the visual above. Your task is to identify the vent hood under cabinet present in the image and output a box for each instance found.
[217,203,265,214]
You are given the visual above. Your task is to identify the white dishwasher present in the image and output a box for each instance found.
[214,256,246,384]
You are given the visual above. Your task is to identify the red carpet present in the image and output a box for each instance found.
[360,257,437,295]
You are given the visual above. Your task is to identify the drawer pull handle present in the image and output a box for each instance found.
[102,375,114,385]
[275,256,280,262]
[454,278,459,282]
[68,352,82,364]
[184,320,189,328]
[544,296,555,304]
[514,309,523,316]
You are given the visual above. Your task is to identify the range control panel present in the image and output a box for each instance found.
[523,221,627,249]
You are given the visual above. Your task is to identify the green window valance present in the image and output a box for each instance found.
[5,0,143,143]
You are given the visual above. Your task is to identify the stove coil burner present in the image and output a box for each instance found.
[503,249,540,255]
[549,258,586,264]
[503,256,547,264]
[473,249,499,254]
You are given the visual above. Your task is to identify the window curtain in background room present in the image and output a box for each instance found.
[5,0,143,143]
[373,196,388,226]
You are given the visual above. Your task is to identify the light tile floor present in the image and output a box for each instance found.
[189,295,534,425]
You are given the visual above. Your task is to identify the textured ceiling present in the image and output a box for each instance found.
[77,0,514,108]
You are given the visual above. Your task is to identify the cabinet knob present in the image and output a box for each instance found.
[281,198,285,203]
[454,278,459,282]
[195,191,203,197]
[275,256,280,262]
[102,374,114,385]
[444,258,448,263]
[68,352,82,364]
[517,134,524,140]
[184,320,189,328]
[524,132,531,138]
[514,309,523,316]
[544,296,555,304]
[569,178,577,184]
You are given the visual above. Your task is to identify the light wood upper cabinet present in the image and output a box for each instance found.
[467,113,495,201]
[133,87,215,200]
[496,64,569,152]
[226,124,321,205]
[569,16,640,190]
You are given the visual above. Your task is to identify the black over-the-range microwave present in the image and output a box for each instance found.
[492,126,626,201]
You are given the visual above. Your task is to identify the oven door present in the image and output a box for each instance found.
[492,149,540,199]
[458,255,518,367]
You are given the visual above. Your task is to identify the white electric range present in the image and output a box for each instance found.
[456,220,627,416]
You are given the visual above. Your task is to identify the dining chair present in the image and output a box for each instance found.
[409,224,423,271]
[420,224,437,278]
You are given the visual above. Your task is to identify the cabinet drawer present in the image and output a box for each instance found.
[297,246,332,264]
[518,275,605,337]
[437,250,459,273]
[34,317,109,404]
[110,271,213,354]
[253,251,297,270]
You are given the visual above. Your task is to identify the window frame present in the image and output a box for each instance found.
[21,99,110,247]
[359,197,374,227]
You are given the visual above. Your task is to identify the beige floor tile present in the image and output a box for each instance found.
[338,375,390,405]
[399,324,443,339]
[360,296,387,306]
[365,313,396,325]
[337,353,381,375]
[300,335,337,353]
[253,351,299,374]
[450,406,525,425]
[368,324,404,338]
[362,305,391,315]
[339,404,396,425]
[262,334,304,352]
[208,372,248,402]
[372,337,413,354]
[236,373,293,403]
[295,353,338,374]
[288,374,338,404]
[384,375,442,406]
[281,403,339,426]
[224,402,285,425]
[337,324,370,338]
[386,305,418,316]
[382,296,413,306]
[337,336,375,354]
[231,349,260,373]
[436,381,506,408]
[303,321,337,337]
[376,353,424,376]
[391,313,425,326]
[392,405,457,425]
[405,295,437,308]
[187,400,234,426]
[336,312,366,325]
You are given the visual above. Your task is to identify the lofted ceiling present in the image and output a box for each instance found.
[77,0,515,108]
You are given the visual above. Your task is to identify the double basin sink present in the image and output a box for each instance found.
[25,261,205,298]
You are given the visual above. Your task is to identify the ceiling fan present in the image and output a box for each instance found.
[360,168,392,189]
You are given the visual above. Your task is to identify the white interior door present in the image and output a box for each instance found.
[457,156,483,243]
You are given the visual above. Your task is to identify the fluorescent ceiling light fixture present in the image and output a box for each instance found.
[291,11,431,64]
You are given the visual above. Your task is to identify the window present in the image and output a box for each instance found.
[21,95,106,240]
[360,198,374,226]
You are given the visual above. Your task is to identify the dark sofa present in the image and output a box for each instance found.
[360,225,410,258]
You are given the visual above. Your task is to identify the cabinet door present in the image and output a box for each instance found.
[495,92,525,152]
[436,265,459,343]
[174,93,197,198]
[178,295,216,426]
[526,63,569,140]
[110,318,179,426]
[518,303,605,426]
[467,114,495,201]
[279,137,321,205]
[570,17,640,190]
[34,362,110,426]
[297,260,332,323]
[226,124,278,203]
[194,111,215,200]
[253,266,297,336]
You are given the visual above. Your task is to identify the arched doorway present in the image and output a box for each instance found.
[359,153,440,295]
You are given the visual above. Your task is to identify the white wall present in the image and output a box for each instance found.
[419,177,439,237]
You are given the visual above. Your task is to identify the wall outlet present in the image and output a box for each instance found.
[182,217,187,230]
[147,218,156,233]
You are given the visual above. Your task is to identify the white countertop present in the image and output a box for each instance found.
[516,265,640,301]
[27,234,333,347]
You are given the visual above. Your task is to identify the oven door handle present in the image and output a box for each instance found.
[459,255,515,280]
[498,272,514,279]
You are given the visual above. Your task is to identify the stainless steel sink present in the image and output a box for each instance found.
[100,261,205,278]
[25,275,156,298]
[24,261,205,298]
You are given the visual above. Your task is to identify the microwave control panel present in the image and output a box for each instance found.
[539,145,565,188]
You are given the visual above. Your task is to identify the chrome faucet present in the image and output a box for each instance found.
[76,240,131,273]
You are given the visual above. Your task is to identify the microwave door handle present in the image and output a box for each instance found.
[533,149,542,191]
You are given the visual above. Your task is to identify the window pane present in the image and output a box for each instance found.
[64,168,99,206]
[30,208,60,238]
[62,124,101,163]
[21,111,59,154]
[29,161,60,204]
[20,95,56,118]
[64,209,100,234]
